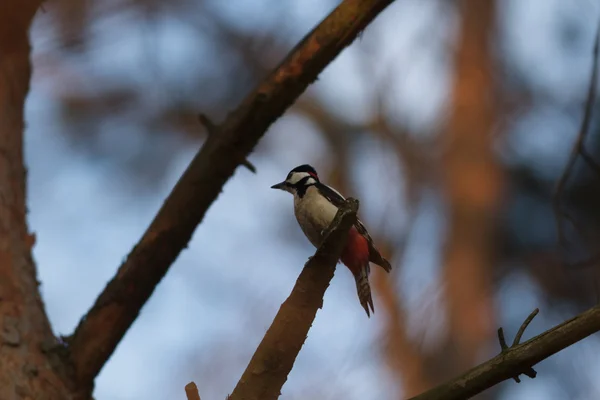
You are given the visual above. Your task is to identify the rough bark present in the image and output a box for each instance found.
[228,199,358,400]
[409,305,600,400]
[440,0,502,369]
[0,2,74,399]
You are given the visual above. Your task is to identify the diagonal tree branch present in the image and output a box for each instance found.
[497,308,539,383]
[408,305,600,400]
[228,198,359,400]
[67,0,397,391]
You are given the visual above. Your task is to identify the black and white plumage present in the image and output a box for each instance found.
[271,164,392,316]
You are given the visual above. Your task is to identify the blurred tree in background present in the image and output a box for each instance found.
[2,0,600,399]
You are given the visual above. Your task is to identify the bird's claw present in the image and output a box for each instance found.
[320,228,332,240]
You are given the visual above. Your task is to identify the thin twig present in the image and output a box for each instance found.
[228,199,359,400]
[197,113,218,134]
[198,114,256,173]
[553,18,600,254]
[581,148,600,176]
[185,382,201,400]
[66,0,396,388]
[497,328,508,351]
[409,304,600,400]
[513,308,539,346]
[497,308,539,383]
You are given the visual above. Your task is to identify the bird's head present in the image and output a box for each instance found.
[271,164,320,196]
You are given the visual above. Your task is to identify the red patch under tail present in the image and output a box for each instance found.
[341,227,374,317]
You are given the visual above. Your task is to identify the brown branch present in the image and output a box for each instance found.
[553,18,600,255]
[497,308,539,383]
[185,382,202,400]
[228,199,359,400]
[512,308,539,347]
[408,305,600,400]
[198,113,256,173]
[66,0,396,390]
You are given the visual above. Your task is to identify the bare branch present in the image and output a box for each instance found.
[513,308,539,347]
[497,308,539,383]
[553,18,600,255]
[67,0,396,387]
[198,113,256,173]
[185,382,202,400]
[228,199,359,400]
[409,305,600,400]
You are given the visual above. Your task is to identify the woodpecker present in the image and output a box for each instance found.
[271,164,392,317]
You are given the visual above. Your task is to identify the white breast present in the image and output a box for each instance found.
[293,186,339,248]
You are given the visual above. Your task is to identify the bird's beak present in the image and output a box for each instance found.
[271,181,287,190]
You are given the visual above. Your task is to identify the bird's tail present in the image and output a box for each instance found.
[354,264,374,317]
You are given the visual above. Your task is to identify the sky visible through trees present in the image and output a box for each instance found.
[11,0,600,398]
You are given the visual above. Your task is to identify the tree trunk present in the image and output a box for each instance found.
[440,0,503,371]
[0,2,76,399]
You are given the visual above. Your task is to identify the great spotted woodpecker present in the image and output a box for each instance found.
[271,164,392,317]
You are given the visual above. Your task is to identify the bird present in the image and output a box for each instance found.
[271,164,392,317]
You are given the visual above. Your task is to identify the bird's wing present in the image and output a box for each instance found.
[316,183,392,272]
[315,183,347,207]
[355,219,392,272]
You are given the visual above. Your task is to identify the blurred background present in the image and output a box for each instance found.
[24,0,600,399]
